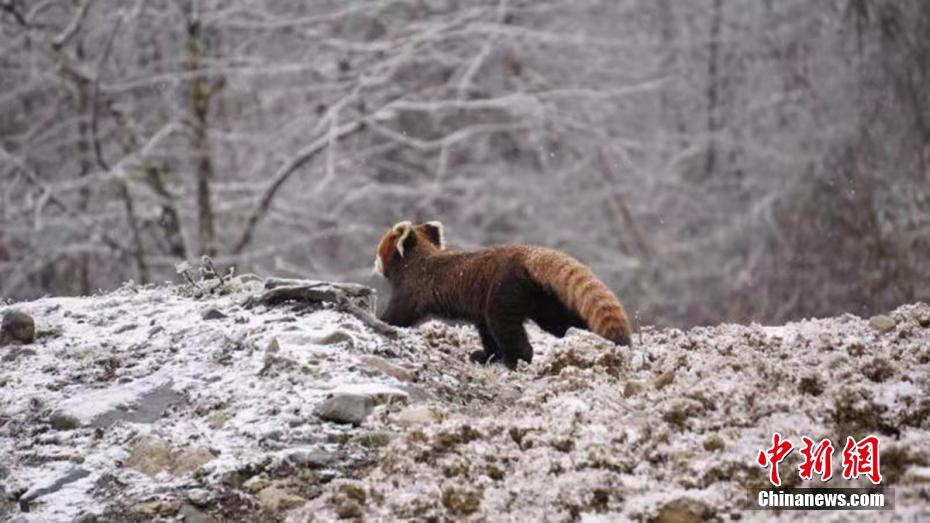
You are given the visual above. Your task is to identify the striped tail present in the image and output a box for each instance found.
[524,248,632,346]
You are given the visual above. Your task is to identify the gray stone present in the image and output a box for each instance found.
[89,382,186,428]
[1,347,36,362]
[286,448,335,469]
[1,310,35,345]
[131,500,180,517]
[20,468,91,503]
[313,330,353,346]
[186,488,212,507]
[869,314,897,333]
[331,384,409,406]
[360,356,413,382]
[314,393,374,425]
[202,307,227,320]
[179,503,217,523]
[113,323,138,334]
[392,405,438,427]
[654,497,714,523]
[903,466,930,484]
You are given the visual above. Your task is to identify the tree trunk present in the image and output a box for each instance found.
[186,16,217,257]
[704,0,723,179]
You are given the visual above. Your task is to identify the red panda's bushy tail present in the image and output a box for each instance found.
[524,248,632,346]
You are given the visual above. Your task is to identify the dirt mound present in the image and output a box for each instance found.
[2,282,927,522]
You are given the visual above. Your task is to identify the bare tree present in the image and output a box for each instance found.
[1,0,927,326]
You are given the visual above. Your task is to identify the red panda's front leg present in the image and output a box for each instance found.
[469,323,500,364]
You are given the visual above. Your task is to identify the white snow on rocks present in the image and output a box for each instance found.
[1,282,929,522]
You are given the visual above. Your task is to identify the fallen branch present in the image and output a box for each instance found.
[246,280,398,338]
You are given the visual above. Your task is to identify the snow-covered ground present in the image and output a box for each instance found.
[1,278,928,522]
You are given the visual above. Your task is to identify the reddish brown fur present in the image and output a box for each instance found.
[374,221,632,369]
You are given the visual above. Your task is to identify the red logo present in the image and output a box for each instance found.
[757,432,794,487]
[798,436,834,482]
[841,435,882,485]
[757,434,881,486]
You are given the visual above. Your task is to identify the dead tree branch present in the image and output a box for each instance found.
[245,280,398,338]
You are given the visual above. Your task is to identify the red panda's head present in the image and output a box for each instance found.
[373,220,445,278]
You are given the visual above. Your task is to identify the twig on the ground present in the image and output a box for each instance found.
[245,280,397,338]
[175,261,202,291]
[200,255,234,292]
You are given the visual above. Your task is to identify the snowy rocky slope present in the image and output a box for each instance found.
[1,275,929,522]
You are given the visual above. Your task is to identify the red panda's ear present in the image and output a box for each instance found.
[420,221,445,249]
[392,221,413,257]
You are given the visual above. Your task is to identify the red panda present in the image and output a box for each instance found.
[373,221,633,370]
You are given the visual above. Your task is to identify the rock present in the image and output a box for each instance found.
[331,383,409,406]
[869,314,897,333]
[392,405,439,427]
[244,475,271,494]
[186,488,212,507]
[202,307,227,320]
[20,468,91,503]
[131,502,160,517]
[652,497,714,523]
[179,503,216,523]
[112,323,138,334]
[353,431,394,448]
[1,347,36,362]
[623,379,645,398]
[257,485,306,512]
[208,411,229,429]
[1,310,35,345]
[703,434,725,452]
[902,466,930,484]
[653,368,676,390]
[360,355,413,382]
[314,394,374,425]
[131,500,180,517]
[123,437,214,477]
[285,448,335,469]
[312,330,353,346]
[89,382,186,428]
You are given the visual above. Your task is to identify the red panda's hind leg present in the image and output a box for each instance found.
[530,288,586,338]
